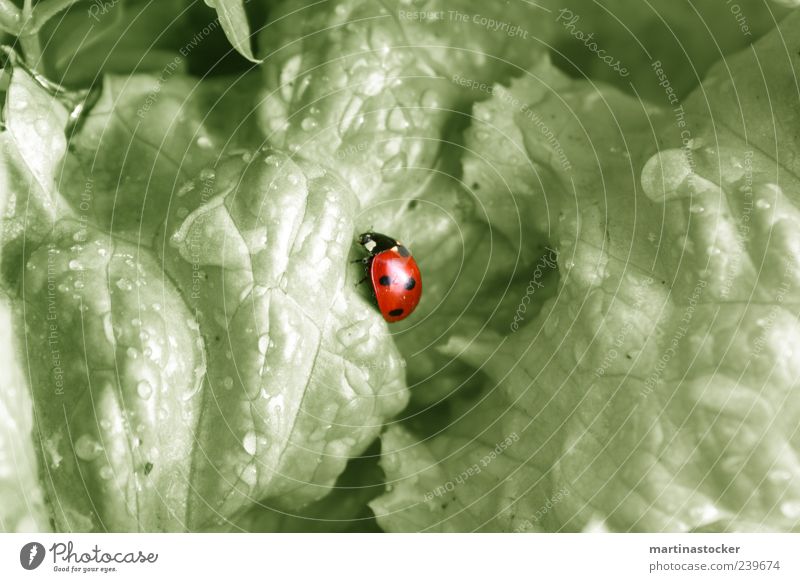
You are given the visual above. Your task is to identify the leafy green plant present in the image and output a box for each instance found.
[1,0,799,532]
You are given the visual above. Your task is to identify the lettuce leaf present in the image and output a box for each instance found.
[552,0,791,104]
[157,149,409,529]
[22,222,207,531]
[258,0,557,205]
[60,72,264,243]
[372,10,800,532]
[0,292,50,532]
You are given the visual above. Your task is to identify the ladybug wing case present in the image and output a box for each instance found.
[369,250,422,323]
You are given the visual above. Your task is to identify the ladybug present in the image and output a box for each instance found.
[356,232,422,323]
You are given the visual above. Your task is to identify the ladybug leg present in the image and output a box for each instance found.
[350,257,369,264]
[355,275,368,287]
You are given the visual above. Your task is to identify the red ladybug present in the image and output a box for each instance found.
[357,232,422,323]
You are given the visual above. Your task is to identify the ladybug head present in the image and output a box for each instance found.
[358,232,379,254]
[357,232,398,255]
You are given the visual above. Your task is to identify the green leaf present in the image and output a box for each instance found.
[552,0,792,104]
[39,0,190,86]
[0,292,50,532]
[27,0,85,35]
[231,442,384,532]
[22,222,207,531]
[60,72,264,244]
[157,149,409,529]
[0,64,73,287]
[374,12,800,532]
[259,0,558,206]
[204,0,260,63]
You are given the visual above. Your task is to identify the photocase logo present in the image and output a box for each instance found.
[20,542,46,570]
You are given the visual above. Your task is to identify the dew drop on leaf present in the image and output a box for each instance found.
[780,500,800,519]
[387,107,409,132]
[136,380,153,400]
[75,434,102,461]
[258,334,270,354]
[240,463,258,487]
[102,313,115,344]
[242,431,258,456]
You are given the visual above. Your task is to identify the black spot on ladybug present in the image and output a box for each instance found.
[389,308,404,317]
[144,462,154,476]
[379,275,391,286]
[405,277,416,290]
[396,245,410,257]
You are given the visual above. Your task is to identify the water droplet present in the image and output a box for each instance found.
[74,279,85,289]
[687,137,705,150]
[199,168,216,182]
[387,107,409,132]
[152,303,162,312]
[781,500,800,519]
[115,278,133,292]
[258,334,270,354]
[361,71,385,96]
[157,407,169,421]
[176,181,195,197]
[475,130,489,142]
[99,466,114,480]
[688,503,719,524]
[242,151,254,163]
[34,119,51,137]
[382,153,406,176]
[641,149,694,202]
[97,247,108,257]
[102,313,115,344]
[689,204,705,214]
[196,136,213,149]
[176,207,189,219]
[68,259,83,271]
[301,117,318,132]
[756,199,771,210]
[137,380,153,400]
[75,434,102,461]
[420,89,439,109]
[476,107,493,122]
[339,96,364,135]
[337,320,371,349]
[240,463,257,487]
[243,431,258,455]
[99,419,112,430]
[126,347,139,360]
[768,470,792,484]
[223,376,234,390]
